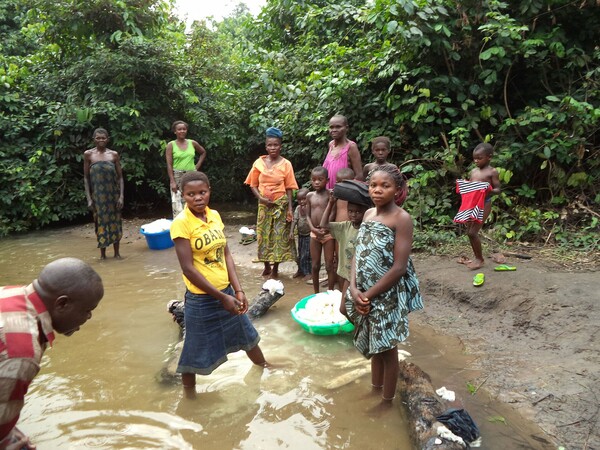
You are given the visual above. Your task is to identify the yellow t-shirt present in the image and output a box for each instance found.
[170,206,229,294]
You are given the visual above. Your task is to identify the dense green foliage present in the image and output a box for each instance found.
[1,0,599,249]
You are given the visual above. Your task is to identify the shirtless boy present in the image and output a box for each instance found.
[459,143,501,270]
[305,166,336,293]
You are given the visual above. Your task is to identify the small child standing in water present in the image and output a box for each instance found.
[290,188,312,281]
[362,136,398,181]
[454,143,502,270]
[347,164,422,403]
[305,166,336,293]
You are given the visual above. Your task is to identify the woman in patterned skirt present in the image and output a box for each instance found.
[84,128,124,259]
[244,127,298,279]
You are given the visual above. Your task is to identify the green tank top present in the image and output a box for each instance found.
[171,140,195,171]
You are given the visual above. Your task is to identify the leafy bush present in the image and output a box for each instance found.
[0,0,598,247]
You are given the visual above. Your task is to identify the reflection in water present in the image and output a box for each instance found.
[0,221,549,449]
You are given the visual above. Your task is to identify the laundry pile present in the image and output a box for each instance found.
[294,290,347,326]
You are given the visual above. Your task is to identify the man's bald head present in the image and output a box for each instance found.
[34,258,104,335]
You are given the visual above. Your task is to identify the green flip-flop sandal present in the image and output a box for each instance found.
[473,273,485,286]
[494,264,517,271]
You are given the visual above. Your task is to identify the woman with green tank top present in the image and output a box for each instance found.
[165,120,207,218]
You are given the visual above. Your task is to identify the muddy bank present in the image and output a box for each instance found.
[412,254,599,449]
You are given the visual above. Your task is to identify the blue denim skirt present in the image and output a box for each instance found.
[177,286,260,375]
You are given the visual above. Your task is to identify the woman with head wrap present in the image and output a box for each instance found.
[244,127,298,278]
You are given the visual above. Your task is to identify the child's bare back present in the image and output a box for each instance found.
[334,168,355,222]
[335,199,348,222]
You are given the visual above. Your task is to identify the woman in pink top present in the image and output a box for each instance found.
[322,115,363,189]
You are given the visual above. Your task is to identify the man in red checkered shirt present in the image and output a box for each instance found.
[0,258,103,449]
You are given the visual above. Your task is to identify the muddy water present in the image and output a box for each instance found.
[0,214,550,449]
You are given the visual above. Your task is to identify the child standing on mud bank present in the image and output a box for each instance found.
[347,164,422,403]
[454,143,502,270]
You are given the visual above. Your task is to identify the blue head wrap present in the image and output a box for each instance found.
[265,127,283,139]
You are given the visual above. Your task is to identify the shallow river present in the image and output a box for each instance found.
[0,210,550,449]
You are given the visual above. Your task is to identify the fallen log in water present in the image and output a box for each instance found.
[397,361,464,449]
[247,288,284,319]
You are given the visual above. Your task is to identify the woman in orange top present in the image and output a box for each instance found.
[244,127,299,278]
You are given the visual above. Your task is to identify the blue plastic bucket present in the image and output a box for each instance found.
[140,228,174,250]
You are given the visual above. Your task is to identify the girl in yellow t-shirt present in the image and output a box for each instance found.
[170,171,269,392]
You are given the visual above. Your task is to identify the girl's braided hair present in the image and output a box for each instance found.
[370,164,408,206]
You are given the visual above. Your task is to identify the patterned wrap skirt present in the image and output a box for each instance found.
[256,195,296,263]
[177,286,260,375]
[345,221,423,358]
[90,161,122,248]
